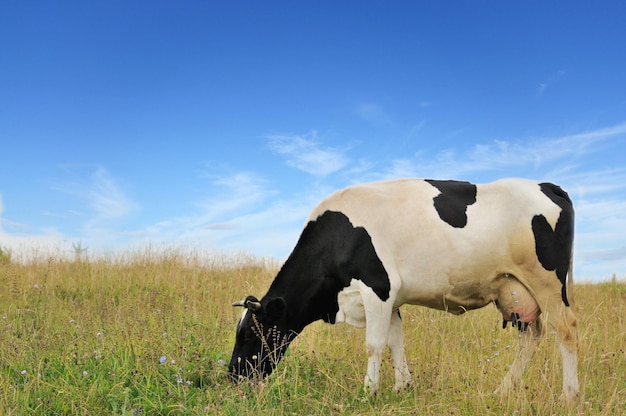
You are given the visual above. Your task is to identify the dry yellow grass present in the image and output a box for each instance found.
[0,248,624,415]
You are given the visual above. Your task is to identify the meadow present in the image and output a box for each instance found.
[0,248,624,415]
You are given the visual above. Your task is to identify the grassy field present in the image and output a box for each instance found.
[0,249,624,415]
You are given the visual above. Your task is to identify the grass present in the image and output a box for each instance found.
[1,248,624,415]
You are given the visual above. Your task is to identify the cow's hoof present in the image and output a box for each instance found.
[559,389,580,404]
[393,380,412,393]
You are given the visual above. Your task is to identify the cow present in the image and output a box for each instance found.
[228,178,580,402]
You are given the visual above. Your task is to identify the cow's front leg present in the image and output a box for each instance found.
[388,309,411,391]
[364,344,383,394]
[363,298,394,395]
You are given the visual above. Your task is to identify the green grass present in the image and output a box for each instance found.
[1,249,624,415]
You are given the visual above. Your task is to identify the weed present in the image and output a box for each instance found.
[0,249,623,415]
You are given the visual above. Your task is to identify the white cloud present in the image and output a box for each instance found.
[5,166,142,252]
[0,196,28,230]
[198,172,275,223]
[267,132,350,176]
[88,167,139,222]
[379,122,626,181]
[537,70,566,97]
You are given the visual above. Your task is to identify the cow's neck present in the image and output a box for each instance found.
[262,210,391,334]
[264,243,344,333]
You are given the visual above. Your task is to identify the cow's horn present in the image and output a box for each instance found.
[246,300,262,311]
[231,299,262,311]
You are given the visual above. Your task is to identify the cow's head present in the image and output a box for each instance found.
[228,295,293,382]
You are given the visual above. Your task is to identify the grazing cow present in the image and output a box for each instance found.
[229,178,579,402]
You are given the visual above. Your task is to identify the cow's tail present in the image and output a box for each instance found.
[566,253,575,308]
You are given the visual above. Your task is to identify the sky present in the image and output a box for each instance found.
[1,1,625,281]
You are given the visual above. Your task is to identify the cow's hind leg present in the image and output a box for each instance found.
[387,309,411,392]
[496,318,543,398]
[541,295,580,402]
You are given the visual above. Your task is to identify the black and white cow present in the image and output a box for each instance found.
[229,178,579,402]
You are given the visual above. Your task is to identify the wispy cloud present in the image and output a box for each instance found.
[127,171,282,250]
[355,102,394,126]
[380,122,626,181]
[36,165,141,249]
[0,196,27,230]
[198,172,275,226]
[135,171,313,258]
[49,165,139,225]
[267,132,350,176]
[537,70,566,97]
[88,167,139,222]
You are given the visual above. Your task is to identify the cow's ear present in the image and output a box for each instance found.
[265,297,286,323]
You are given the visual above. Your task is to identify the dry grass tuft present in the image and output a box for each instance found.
[0,249,624,415]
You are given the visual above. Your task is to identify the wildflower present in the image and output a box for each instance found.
[186,380,192,385]
[83,371,88,377]
[96,332,102,337]
[217,359,227,367]
[162,332,168,338]
[171,359,176,365]
[69,319,75,324]
[177,378,183,384]
[20,370,27,375]
[34,284,39,289]
[159,355,167,364]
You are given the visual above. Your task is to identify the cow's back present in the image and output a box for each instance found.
[307,178,567,309]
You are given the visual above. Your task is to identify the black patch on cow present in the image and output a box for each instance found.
[532,183,574,306]
[264,210,390,332]
[425,179,477,228]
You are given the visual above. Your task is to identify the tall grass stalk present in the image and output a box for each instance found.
[0,249,623,415]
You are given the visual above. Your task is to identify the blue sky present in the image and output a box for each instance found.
[1,1,625,281]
